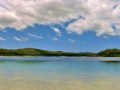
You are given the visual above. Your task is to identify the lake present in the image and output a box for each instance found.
[0,56,120,90]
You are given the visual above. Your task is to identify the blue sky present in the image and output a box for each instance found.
[0,0,120,52]
[0,24,120,52]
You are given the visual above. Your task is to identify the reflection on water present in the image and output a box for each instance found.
[0,57,120,90]
[101,61,120,64]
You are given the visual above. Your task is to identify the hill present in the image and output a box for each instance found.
[1,48,120,57]
[97,48,120,57]
[0,48,96,56]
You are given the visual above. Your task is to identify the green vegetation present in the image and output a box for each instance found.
[0,48,120,57]
[97,48,120,57]
[0,48,96,56]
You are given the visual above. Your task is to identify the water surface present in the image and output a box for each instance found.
[0,57,120,90]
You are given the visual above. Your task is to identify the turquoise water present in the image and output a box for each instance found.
[0,57,120,90]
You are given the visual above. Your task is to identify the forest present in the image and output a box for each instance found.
[0,48,119,57]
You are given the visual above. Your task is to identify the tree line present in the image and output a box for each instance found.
[0,48,119,57]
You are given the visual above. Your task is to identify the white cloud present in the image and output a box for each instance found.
[0,37,5,41]
[102,36,109,39]
[53,37,58,41]
[53,28,61,34]
[14,36,29,42]
[67,19,89,34]
[52,28,62,36]
[67,0,120,36]
[0,0,120,36]
[0,0,83,30]
[28,33,43,39]
[68,39,76,43]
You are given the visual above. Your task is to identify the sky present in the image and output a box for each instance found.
[0,0,120,52]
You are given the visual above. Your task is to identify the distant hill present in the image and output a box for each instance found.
[0,48,96,56]
[0,48,120,57]
[97,48,120,57]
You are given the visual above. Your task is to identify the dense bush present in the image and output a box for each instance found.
[1,48,120,57]
[0,48,97,56]
[97,48,120,57]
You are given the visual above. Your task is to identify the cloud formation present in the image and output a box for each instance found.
[53,37,58,41]
[66,0,120,36]
[0,37,5,41]
[68,39,76,43]
[14,36,29,42]
[0,0,120,36]
[28,33,43,39]
[52,28,62,36]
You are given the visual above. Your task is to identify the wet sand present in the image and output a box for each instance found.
[0,73,120,90]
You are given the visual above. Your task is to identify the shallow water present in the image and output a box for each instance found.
[0,57,120,90]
